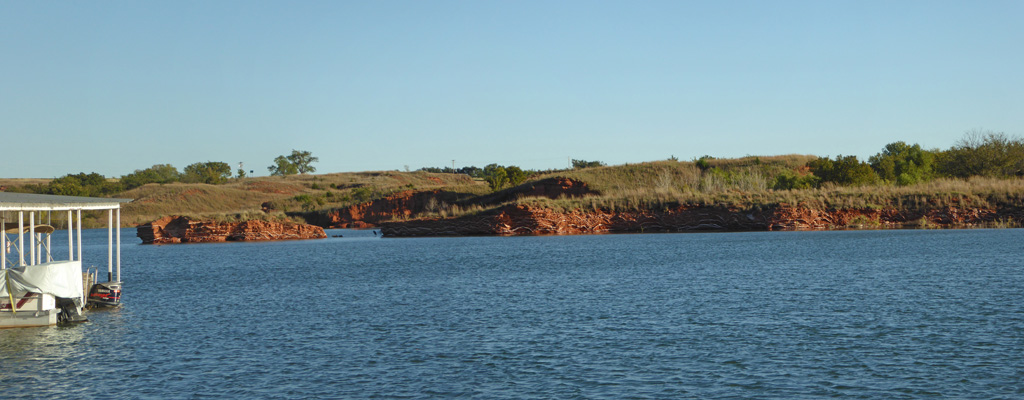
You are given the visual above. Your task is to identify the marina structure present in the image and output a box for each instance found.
[1,192,131,328]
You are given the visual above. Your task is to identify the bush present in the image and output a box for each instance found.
[695,156,712,172]
[807,155,878,186]
[44,172,123,197]
[121,164,181,189]
[182,162,232,184]
[869,142,936,185]
[935,130,1024,178]
[483,164,509,191]
[506,166,528,186]
[572,159,606,169]
[351,187,373,203]
[772,170,820,190]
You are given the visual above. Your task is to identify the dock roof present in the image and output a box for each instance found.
[0,192,132,211]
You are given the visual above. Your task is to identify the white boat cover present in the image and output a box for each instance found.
[1,260,84,306]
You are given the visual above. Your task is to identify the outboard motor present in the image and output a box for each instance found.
[88,281,122,307]
[56,297,88,324]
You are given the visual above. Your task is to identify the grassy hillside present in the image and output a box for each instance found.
[5,155,1024,228]
[0,171,485,227]
[119,171,487,226]
[524,156,1024,213]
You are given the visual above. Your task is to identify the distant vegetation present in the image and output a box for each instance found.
[2,130,1024,227]
[419,159,608,191]
[268,150,318,176]
[572,159,606,169]
[183,162,233,185]
[419,163,531,191]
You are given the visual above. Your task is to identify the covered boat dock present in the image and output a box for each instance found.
[1,192,132,327]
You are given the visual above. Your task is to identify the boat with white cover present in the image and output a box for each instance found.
[1,192,131,328]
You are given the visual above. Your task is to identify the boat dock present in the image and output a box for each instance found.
[1,192,131,328]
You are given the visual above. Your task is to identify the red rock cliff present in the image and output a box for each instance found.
[137,216,327,244]
[307,178,594,228]
[380,203,1019,237]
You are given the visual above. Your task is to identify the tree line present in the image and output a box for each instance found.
[7,150,319,197]
[419,159,606,191]
[776,130,1024,189]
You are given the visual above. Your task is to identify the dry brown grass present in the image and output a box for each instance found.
[112,171,489,226]
[11,156,1024,227]
[519,176,1024,213]
[0,178,52,187]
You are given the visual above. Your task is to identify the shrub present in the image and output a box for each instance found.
[935,130,1024,178]
[121,164,181,189]
[572,159,606,169]
[807,155,878,186]
[483,164,509,191]
[695,156,712,172]
[772,170,819,190]
[351,187,373,203]
[869,142,936,185]
[182,162,232,184]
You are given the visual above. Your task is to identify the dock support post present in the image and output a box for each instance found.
[29,212,35,266]
[68,210,73,261]
[1,213,5,269]
[45,212,51,263]
[107,209,113,282]
[18,212,24,266]
[76,210,82,262]
[116,208,121,282]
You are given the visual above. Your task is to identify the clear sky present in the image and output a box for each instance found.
[2,1,1022,178]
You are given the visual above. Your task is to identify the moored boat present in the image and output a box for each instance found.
[1,192,131,328]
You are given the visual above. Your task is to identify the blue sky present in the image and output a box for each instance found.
[2,1,1022,178]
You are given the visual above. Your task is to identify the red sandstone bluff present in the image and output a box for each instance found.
[137,216,327,244]
[379,203,1018,237]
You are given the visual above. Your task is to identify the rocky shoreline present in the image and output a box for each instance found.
[379,203,1022,237]
[137,215,326,244]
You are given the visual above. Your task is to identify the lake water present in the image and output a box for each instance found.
[1,228,1022,399]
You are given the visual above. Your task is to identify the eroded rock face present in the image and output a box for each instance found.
[307,189,457,228]
[305,178,595,229]
[380,204,1019,237]
[137,216,327,244]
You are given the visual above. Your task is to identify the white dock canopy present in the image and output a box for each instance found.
[1,193,132,282]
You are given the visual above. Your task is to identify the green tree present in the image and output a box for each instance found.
[45,172,121,196]
[458,166,483,177]
[483,164,509,191]
[935,130,1024,178]
[572,159,606,169]
[120,164,181,190]
[694,156,713,172]
[771,170,820,190]
[505,165,527,186]
[237,168,247,178]
[868,142,936,185]
[183,162,232,184]
[351,187,373,202]
[268,155,299,176]
[287,150,318,174]
[47,180,87,196]
[807,155,878,186]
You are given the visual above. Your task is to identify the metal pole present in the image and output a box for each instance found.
[116,208,121,282]
[46,212,52,262]
[18,212,24,266]
[29,212,35,266]
[67,210,73,261]
[1,213,6,270]
[76,210,82,262]
[107,209,113,282]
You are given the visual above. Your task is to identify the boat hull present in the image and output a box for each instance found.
[1,292,59,328]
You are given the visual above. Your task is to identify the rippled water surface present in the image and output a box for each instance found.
[2,228,1023,399]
